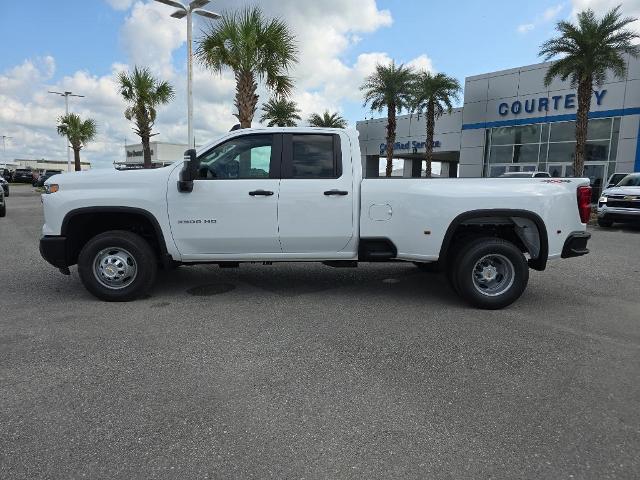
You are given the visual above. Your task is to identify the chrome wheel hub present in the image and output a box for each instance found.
[93,247,137,290]
[472,254,515,297]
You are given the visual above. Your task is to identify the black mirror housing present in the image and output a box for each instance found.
[177,149,199,193]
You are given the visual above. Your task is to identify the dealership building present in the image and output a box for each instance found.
[356,54,640,188]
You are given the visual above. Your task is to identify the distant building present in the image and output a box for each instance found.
[13,158,90,172]
[118,142,190,168]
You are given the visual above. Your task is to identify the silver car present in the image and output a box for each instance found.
[597,173,640,227]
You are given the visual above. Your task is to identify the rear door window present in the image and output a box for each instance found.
[283,134,342,179]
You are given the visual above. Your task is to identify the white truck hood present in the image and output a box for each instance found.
[44,164,180,190]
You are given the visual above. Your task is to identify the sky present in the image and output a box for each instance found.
[1,0,639,168]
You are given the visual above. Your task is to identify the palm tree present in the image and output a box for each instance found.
[308,111,348,128]
[197,7,297,129]
[540,6,638,177]
[410,72,461,178]
[260,97,301,127]
[361,62,414,177]
[56,113,97,172]
[117,67,175,169]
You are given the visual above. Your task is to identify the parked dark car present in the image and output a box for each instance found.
[1,168,11,181]
[12,168,34,184]
[35,170,63,187]
[0,177,9,196]
[0,186,6,218]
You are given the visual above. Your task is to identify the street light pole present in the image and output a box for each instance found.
[155,0,220,149]
[187,7,194,148]
[48,90,85,172]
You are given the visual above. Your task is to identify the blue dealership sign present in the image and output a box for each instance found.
[498,89,607,116]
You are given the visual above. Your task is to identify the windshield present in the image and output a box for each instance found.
[617,174,640,187]
[499,173,531,178]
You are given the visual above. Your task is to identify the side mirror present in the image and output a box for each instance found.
[177,149,200,193]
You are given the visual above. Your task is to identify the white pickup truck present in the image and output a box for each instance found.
[40,128,592,309]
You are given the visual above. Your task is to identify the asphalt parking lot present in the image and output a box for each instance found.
[1,184,639,479]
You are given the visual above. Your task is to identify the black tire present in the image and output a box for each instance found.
[597,218,613,228]
[77,230,157,302]
[0,204,5,217]
[452,237,529,310]
[413,261,439,273]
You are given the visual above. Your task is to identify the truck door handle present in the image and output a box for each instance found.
[324,189,349,196]
[249,190,274,196]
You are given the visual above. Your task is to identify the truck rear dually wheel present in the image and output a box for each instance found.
[78,230,157,302]
[449,237,529,309]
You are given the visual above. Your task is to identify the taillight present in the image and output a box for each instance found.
[577,185,591,224]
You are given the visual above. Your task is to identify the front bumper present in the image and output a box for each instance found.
[597,206,640,223]
[39,236,70,268]
[561,231,591,259]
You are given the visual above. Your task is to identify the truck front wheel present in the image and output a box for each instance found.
[449,237,529,310]
[77,230,157,302]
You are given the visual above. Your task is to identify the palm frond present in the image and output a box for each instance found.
[540,5,639,87]
[56,113,97,149]
[259,97,301,127]
[308,111,348,128]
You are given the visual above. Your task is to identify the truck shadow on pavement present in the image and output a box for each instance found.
[151,262,462,306]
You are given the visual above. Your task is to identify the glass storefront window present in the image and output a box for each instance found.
[491,125,540,145]
[547,141,576,163]
[489,145,513,163]
[585,140,609,162]
[514,125,540,144]
[549,121,575,142]
[587,118,612,140]
[491,127,516,145]
[484,117,619,185]
[513,144,539,163]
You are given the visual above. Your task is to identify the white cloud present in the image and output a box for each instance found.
[517,3,565,33]
[407,54,436,73]
[105,0,135,10]
[543,4,565,21]
[517,23,535,34]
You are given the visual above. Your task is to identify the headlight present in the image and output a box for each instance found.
[598,196,607,203]
[44,183,59,194]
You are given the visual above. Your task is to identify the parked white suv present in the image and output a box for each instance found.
[40,128,592,309]
[597,173,640,227]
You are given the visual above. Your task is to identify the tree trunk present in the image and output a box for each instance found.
[235,71,258,129]
[142,134,152,169]
[385,103,396,177]
[73,147,82,172]
[425,99,435,178]
[574,79,592,177]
